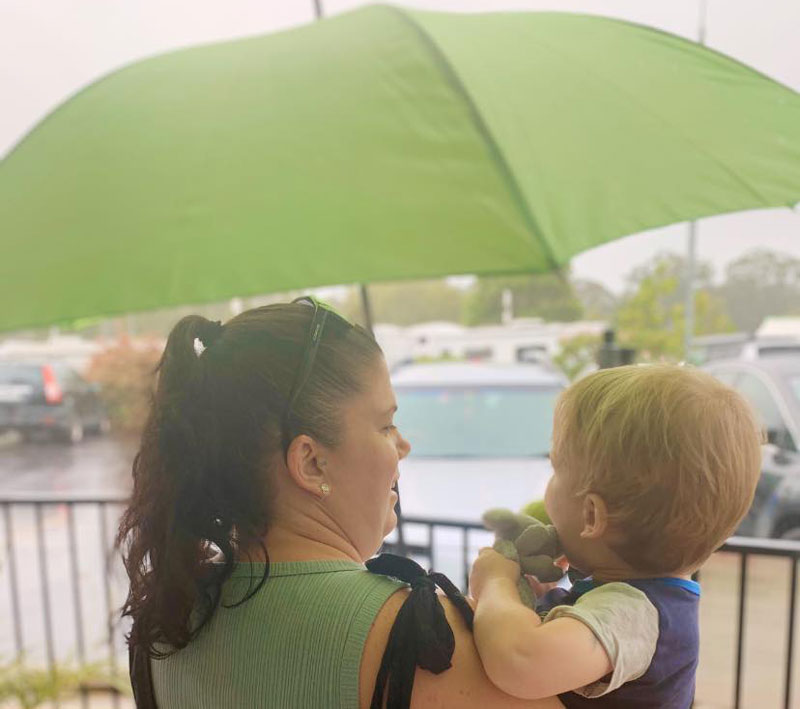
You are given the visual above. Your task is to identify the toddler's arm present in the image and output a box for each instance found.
[471,550,613,699]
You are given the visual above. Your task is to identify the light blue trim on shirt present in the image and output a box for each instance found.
[570,576,701,598]
[648,577,701,596]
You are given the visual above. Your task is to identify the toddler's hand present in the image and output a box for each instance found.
[469,547,520,600]
[524,556,570,598]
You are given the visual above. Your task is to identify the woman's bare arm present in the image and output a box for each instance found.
[360,590,565,709]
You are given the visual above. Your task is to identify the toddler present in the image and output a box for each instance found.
[470,364,762,707]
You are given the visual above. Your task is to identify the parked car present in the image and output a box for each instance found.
[392,361,566,522]
[705,357,800,539]
[0,361,109,444]
[692,334,800,364]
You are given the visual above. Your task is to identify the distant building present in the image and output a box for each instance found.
[375,319,607,369]
[0,333,165,372]
[0,335,102,371]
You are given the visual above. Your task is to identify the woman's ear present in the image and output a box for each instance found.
[285,434,329,498]
[579,493,609,539]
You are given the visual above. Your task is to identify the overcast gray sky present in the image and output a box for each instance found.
[2,0,798,293]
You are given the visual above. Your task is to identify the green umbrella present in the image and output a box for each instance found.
[1,5,799,332]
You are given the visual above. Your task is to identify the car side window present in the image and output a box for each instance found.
[736,373,796,451]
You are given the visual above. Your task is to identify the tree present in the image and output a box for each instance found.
[570,279,618,320]
[338,280,465,326]
[462,271,583,325]
[552,333,601,381]
[718,249,800,333]
[615,253,734,362]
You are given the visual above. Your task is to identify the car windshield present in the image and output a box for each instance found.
[395,385,560,458]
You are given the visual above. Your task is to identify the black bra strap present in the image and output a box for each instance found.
[366,553,474,709]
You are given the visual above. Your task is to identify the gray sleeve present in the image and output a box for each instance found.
[543,582,659,698]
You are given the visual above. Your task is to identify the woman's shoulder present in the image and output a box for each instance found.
[360,590,565,709]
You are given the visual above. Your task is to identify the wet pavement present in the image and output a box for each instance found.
[0,433,135,496]
[0,434,135,669]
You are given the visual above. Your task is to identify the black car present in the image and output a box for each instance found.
[705,357,800,539]
[0,361,109,444]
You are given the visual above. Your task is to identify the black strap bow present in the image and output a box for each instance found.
[366,553,474,709]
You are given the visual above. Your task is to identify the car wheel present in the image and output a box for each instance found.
[59,419,85,445]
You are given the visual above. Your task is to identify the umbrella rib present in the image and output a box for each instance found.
[388,6,562,274]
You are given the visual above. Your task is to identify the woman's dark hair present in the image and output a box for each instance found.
[116,302,381,657]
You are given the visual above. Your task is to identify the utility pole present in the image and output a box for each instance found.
[684,0,708,362]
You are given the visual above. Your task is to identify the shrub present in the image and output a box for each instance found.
[85,336,162,436]
[0,656,129,709]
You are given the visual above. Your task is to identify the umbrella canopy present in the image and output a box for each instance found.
[1,5,800,332]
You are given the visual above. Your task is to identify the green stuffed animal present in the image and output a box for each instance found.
[482,507,564,609]
[521,499,551,525]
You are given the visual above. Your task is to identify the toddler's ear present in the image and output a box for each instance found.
[579,493,609,539]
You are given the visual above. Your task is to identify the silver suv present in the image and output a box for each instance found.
[705,357,800,539]
[392,361,565,523]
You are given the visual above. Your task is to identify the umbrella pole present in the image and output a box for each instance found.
[359,283,375,336]
[312,0,323,20]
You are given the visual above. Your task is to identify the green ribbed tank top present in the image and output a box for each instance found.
[151,560,406,708]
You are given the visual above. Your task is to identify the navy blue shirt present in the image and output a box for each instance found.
[538,577,700,708]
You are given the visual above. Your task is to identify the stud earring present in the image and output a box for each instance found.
[319,482,331,498]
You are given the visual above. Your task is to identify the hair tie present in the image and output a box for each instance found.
[196,320,224,352]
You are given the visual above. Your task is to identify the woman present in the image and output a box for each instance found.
[118,298,563,708]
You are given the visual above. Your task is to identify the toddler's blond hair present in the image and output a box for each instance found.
[551,364,762,573]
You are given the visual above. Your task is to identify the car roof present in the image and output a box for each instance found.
[705,356,800,434]
[391,361,567,387]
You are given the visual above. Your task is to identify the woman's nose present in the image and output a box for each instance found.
[397,431,411,459]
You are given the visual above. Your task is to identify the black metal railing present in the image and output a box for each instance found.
[2,497,798,709]
[1,492,130,708]
[716,536,800,709]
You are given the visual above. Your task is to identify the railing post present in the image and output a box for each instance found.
[785,558,798,709]
[34,504,56,676]
[2,502,24,656]
[734,553,748,709]
[462,527,470,593]
[67,503,89,709]
[428,523,435,570]
[99,502,120,709]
